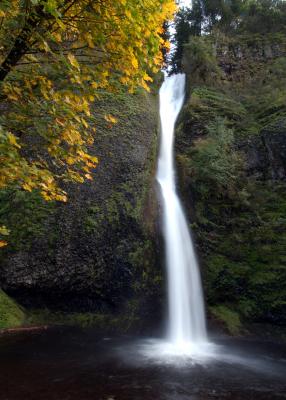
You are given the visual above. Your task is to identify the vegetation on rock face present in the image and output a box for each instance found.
[0,189,56,252]
[27,301,143,332]
[0,81,162,328]
[0,289,25,329]
[210,305,242,335]
[175,1,286,333]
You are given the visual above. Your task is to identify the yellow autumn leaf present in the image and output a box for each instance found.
[143,73,153,82]
[66,156,76,165]
[41,40,51,52]
[7,133,21,148]
[89,155,98,163]
[22,183,33,192]
[7,93,19,101]
[85,33,95,48]
[53,32,62,42]
[67,53,80,70]
[131,56,139,69]
[125,9,132,19]
[104,114,118,124]
[81,118,89,128]
[85,173,93,180]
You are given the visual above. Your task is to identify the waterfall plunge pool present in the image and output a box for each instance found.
[0,328,285,400]
[1,77,285,400]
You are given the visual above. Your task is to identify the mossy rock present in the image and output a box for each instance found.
[177,33,286,329]
[210,305,242,335]
[0,289,25,329]
[27,300,142,332]
[28,309,111,329]
[0,81,159,314]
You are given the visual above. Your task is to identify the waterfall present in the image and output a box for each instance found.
[157,74,208,350]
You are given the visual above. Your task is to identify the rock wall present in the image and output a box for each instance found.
[0,88,162,322]
[176,33,286,333]
[242,119,286,180]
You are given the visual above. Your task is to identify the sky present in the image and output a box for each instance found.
[167,0,192,59]
[179,0,192,7]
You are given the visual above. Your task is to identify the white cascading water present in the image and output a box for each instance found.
[157,73,208,351]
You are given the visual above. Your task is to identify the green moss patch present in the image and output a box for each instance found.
[27,301,142,332]
[210,305,242,335]
[0,189,56,252]
[0,289,25,329]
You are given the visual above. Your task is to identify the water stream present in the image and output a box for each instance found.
[157,74,207,352]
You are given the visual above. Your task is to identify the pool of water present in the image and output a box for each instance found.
[0,328,285,400]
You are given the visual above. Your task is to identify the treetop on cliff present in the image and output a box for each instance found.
[170,0,286,73]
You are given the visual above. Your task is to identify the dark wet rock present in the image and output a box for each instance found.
[261,119,286,180]
[242,119,286,180]
[0,91,161,317]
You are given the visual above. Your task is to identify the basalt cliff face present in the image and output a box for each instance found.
[0,88,162,328]
[176,34,286,334]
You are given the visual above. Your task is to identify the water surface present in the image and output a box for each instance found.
[0,328,285,400]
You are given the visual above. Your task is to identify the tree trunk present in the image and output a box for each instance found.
[0,8,44,82]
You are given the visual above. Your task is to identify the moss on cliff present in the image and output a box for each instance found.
[177,33,286,331]
[210,305,242,335]
[0,189,56,252]
[0,289,25,329]
[0,79,161,327]
[27,298,146,332]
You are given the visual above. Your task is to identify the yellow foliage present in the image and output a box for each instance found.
[0,0,176,208]
[7,133,21,148]
[67,53,80,71]
[0,225,9,248]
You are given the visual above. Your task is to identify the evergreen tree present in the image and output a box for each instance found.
[170,0,286,73]
[170,1,203,73]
